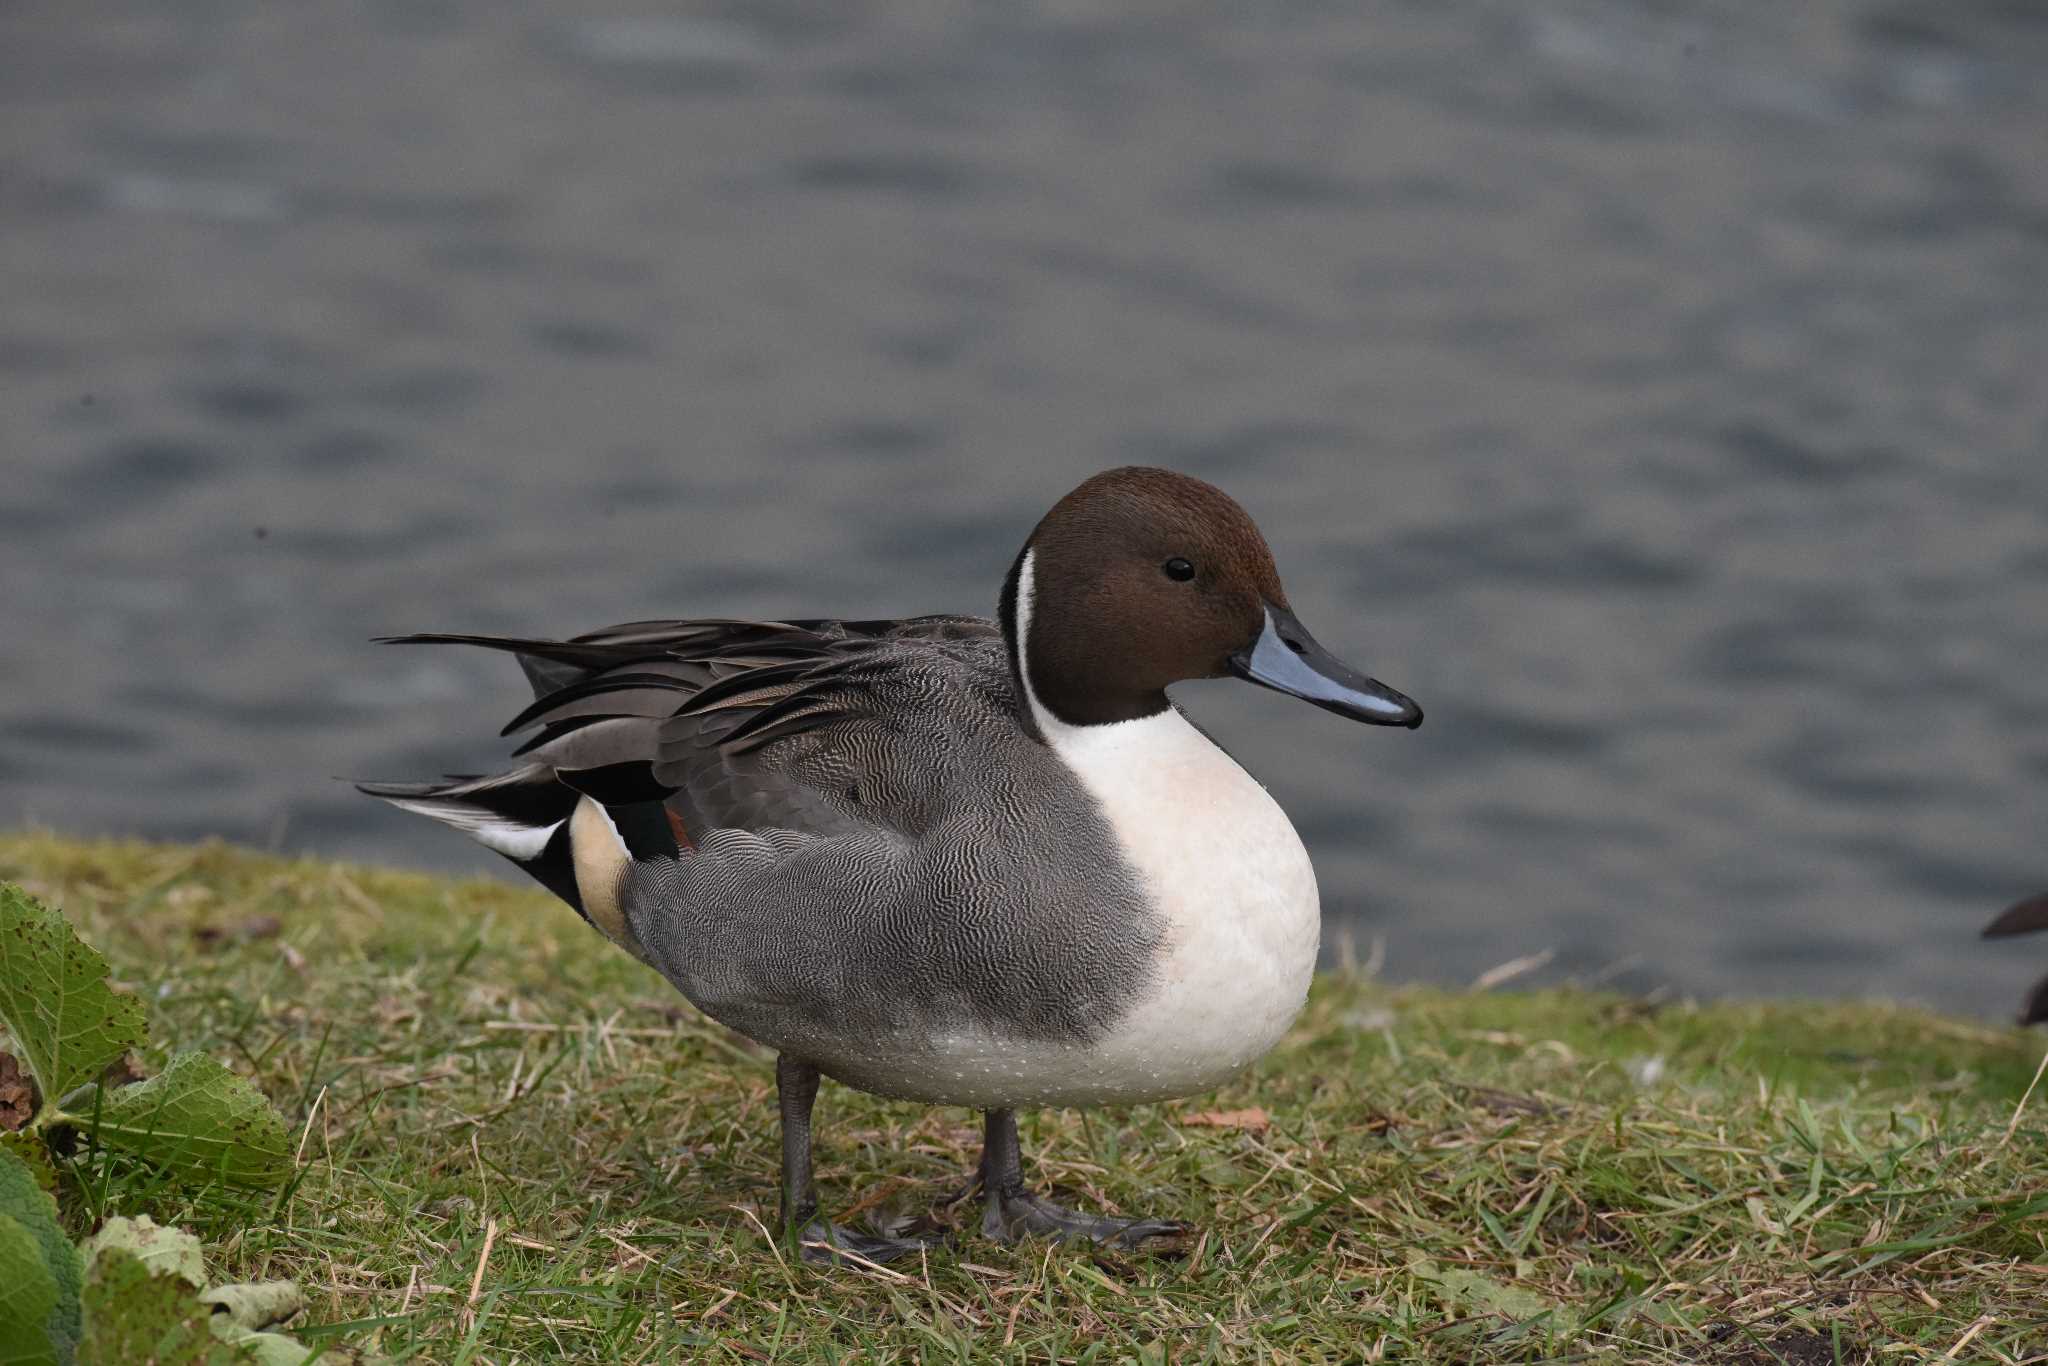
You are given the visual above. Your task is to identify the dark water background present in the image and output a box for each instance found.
[3,1,2044,1016]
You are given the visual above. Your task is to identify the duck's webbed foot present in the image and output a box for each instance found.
[974,1109,1194,1254]
[980,1186,1190,1251]
[791,1213,943,1266]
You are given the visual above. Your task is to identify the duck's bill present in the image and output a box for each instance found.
[1228,605,1423,728]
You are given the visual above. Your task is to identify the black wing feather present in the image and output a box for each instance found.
[386,615,1007,844]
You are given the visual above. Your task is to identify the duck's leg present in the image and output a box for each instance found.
[775,1054,937,1266]
[975,1108,1191,1252]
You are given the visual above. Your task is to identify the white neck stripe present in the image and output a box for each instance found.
[1011,548,1070,740]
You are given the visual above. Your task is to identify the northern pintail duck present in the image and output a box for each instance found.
[363,466,1422,1262]
[1983,893,2048,1025]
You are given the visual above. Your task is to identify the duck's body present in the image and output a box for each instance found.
[365,467,1420,1261]
[376,609,1321,1110]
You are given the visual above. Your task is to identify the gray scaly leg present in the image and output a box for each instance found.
[775,1054,938,1266]
[976,1108,1190,1252]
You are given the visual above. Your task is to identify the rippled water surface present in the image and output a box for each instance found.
[3,0,2044,1014]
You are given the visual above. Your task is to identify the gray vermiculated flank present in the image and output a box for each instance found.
[518,616,1164,1091]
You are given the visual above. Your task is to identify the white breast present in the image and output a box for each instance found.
[1047,707,1320,1100]
[872,707,1321,1110]
[994,552,1321,1105]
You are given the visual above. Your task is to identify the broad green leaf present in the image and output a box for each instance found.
[82,1217,205,1289]
[0,1214,58,1366]
[0,886,147,1106]
[0,1149,79,1361]
[73,1054,291,1191]
[75,1250,237,1366]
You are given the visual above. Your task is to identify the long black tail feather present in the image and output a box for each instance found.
[356,768,588,917]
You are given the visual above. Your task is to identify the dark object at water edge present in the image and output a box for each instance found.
[1982,893,2048,1025]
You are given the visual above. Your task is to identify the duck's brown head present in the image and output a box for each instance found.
[1000,466,1423,732]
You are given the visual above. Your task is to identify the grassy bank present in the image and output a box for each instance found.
[1,832,2042,1363]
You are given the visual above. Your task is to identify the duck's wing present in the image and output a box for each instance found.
[377,614,1008,844]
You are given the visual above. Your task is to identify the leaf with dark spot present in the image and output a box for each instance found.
[0,885,148,1106]
[74,1249,231,1366]
[67,1053,291,1191]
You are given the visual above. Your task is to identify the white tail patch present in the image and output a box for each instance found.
[379,797,561,861]
[568,796,644,959]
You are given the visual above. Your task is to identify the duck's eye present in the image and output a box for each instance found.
[1162,557,1195,582]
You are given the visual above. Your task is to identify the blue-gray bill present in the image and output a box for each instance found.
[1229,605,1423,728]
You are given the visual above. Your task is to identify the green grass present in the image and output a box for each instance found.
[3,831,2044,1364]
